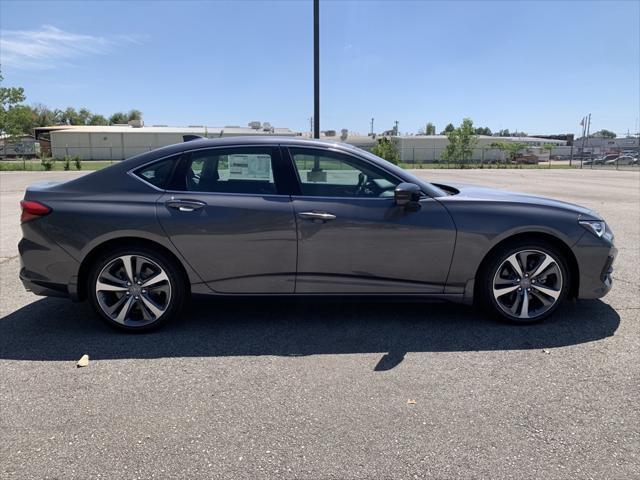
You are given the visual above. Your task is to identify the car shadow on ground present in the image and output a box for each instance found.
[0,296,620,370]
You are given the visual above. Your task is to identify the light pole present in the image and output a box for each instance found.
[313,0,320,139]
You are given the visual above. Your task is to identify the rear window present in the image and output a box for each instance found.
[134,155,179,189]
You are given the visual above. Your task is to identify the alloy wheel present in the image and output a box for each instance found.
[95,254,172,326]
[492,249,563,320]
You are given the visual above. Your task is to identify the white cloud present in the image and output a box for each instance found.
[0,25,144,70]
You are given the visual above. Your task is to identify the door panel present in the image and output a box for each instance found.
[293,196,456,293]
[286,146,456,294]
[156,146,297,294]
[158,193,296,293]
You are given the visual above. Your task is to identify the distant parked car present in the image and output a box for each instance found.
[605,155,638,166]
[514,154,539,164]
[583,154,617,166]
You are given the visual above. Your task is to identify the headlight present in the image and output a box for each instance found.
[579,220,606,238]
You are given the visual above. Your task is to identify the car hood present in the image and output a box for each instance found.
[434,182,602,219]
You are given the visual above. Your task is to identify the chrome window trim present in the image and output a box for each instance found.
[127,142,426,201]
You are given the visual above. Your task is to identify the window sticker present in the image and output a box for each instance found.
[228,154,272,180]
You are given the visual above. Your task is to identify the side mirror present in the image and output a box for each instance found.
[395,182,422,208]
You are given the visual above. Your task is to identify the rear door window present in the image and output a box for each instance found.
[177,147,279,195]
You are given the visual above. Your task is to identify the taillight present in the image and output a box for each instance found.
[20,200,51,223]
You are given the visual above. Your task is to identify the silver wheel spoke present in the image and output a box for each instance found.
[140,294,164,319]
[531,254,556,278]
[493,284,520,298]
[509,293,522,315]
[115,296,135,323]
[105,294,128,315]
[121,255,135,283]
[530,289,554,307]
[506,253,524,277]
[96,280,128,292]
[531,284,561,300]
[519,291,530,318]
[141,270,169,288]
[135,256,144,281]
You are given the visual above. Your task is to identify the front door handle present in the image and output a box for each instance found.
[298,211,337,222]
[165,199,207,212]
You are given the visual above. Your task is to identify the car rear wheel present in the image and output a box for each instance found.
[88,247,185,331]
[479,241,569,324]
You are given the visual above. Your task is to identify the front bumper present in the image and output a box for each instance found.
[572,231,617,299]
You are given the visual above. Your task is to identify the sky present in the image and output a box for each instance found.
[1,0,639,137]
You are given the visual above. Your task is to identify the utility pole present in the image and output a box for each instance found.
[313,0,320,139]
[370,118,374,136]
[585,113,592,165]
[580,115,587,169]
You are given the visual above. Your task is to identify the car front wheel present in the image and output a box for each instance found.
[88,247,185,331]
[480,241,569,323]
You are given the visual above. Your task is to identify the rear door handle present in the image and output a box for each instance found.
[165,199,207,212]
[298,211,337,222]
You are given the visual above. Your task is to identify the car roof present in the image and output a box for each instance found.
[176,135,363,151]
[118,135,370,171]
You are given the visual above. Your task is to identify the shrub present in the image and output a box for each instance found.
[73,156,82,170]
[41,157,55,171]
[63,156,71,171]
[371,137,400,165]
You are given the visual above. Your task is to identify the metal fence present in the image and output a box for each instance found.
[2,145,639,171]
[390,146,640,170]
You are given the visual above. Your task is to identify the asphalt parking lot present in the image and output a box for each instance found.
[1,169,638,479]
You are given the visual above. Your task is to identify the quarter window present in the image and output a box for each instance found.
[135,155,179,189]
[290,148,399,198]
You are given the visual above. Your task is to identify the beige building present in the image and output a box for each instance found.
[43,124,297,160]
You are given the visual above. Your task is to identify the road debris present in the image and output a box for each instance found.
[77,354,89,367]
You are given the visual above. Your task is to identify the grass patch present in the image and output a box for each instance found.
[399,162,574,170]
[0,159,116,172]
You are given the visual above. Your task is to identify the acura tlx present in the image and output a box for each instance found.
[19,137,616,331]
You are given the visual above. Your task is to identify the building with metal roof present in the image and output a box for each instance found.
[45,124,297,160]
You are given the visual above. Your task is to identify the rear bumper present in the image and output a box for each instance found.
[18,221,80,300]
[19,269,69,298]
[572,232,617,299]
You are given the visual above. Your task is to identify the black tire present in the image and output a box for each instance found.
[477,239,570,324]
[87,246,186,332]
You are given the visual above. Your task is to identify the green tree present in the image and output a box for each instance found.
[593,129,616,139]
[0,74,28,139]
[442,118,478,166]
[475,126,492,135]
[371,137,400,165]
[109,111,129,124]
[127,109,142,121]
[440,123,455,135]
[89,114,109,125]
[541,143,555,160]
[31,104,62,127]
[425,122,436,135]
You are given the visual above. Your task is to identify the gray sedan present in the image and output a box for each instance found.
[19,137,616,331]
